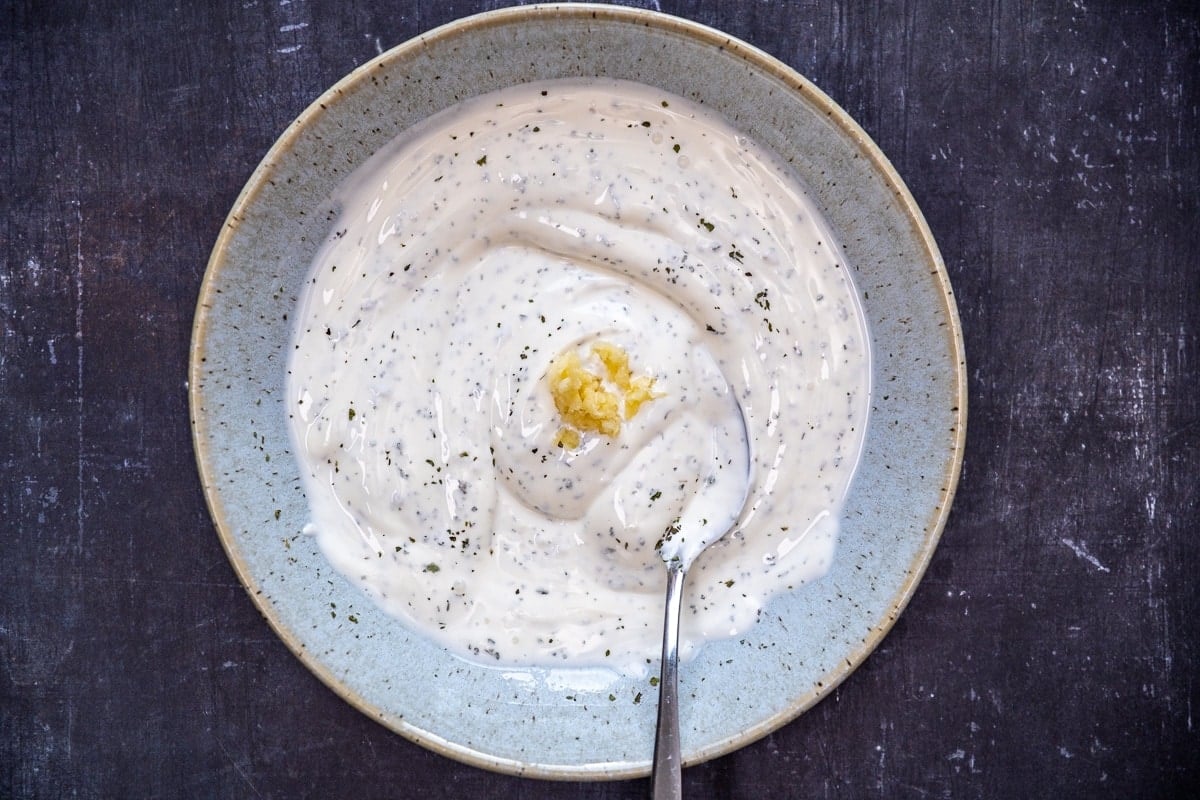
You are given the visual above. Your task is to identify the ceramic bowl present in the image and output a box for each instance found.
[190,3,966,779]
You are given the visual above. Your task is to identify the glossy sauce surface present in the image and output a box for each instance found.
[287,79,870,674]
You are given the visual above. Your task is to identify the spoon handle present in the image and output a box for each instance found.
[652,561,687,799]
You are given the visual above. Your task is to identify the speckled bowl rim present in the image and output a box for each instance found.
[190,2,967,781]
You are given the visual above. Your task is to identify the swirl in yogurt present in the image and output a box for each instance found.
[287,79,870,674]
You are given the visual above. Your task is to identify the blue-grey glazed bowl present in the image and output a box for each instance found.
[190,3,966,780]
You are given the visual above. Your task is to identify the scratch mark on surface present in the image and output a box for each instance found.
[218,739,264,799]
[279,22,308,32]
[276,44,302,54]
[1061,538,1110,573]
[74,191,84,555]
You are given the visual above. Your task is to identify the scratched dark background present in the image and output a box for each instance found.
[2,0,1197,797]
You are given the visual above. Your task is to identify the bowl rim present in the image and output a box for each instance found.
[189,1,968,781]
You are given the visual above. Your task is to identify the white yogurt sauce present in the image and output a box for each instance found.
[287,79,870,675]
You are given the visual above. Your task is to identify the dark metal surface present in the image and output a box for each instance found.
[2,1,1197,796]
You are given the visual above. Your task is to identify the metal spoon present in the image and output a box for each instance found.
[651,396,752,798]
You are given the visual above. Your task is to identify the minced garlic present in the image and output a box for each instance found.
[549,342,661,447]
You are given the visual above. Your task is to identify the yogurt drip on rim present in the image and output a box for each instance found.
[287,79,871,675]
